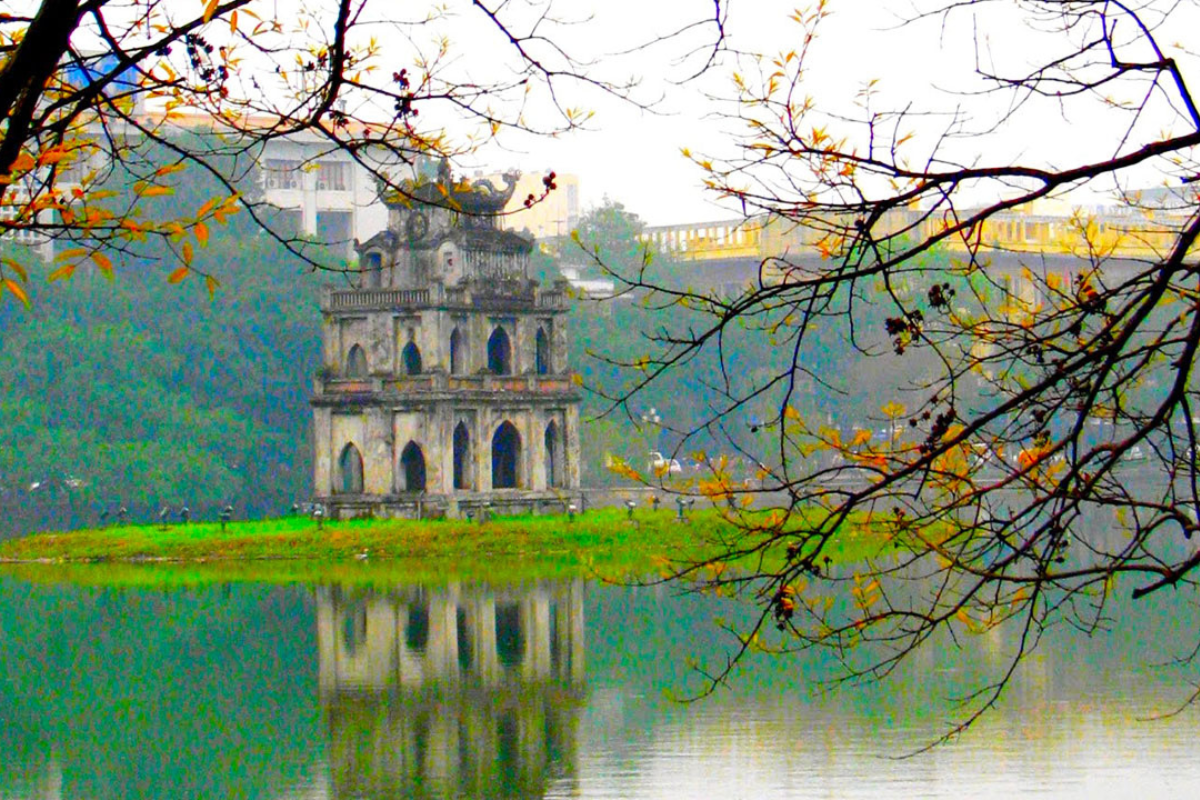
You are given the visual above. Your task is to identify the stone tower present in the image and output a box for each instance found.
[311,165,582,519]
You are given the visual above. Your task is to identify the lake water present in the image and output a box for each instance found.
[0,572,1196,799]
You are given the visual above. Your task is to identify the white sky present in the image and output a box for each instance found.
[50,0,1200,226]
[461,0,1200,226]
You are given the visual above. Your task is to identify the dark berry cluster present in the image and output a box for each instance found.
[524,171,557,208]
[928,281,954,310]
[185,33,227,85]
[884,310,923,355]
[392,69,417,119]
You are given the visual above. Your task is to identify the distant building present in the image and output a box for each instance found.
[258,131,393,250]
[557,266,616,299]
[485,170,581,240]
[310,161,582,519]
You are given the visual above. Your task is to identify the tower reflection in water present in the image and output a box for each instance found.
[316,580,585,799]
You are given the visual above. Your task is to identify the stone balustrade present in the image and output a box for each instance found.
[319,372,576,396]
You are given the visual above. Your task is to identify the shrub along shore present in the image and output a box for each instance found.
[0,506,896,586]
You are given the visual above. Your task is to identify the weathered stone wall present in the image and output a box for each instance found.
[313,182,580,517]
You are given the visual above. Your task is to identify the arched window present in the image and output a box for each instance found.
[362,252,383,288]
[453,421,471,490]
[495,603,524,666]
[402,342,422,375]
[450,328,464,375]
[535,327,550,375]
[491,421,521,489]
[346,344,368,378]
[400,441,426,492]
[338,443,364,493]
[405,604,430,652]
[342,604,367,654]
[544,421,560,488]
[487,326,512,375]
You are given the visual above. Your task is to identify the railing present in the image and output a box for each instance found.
[327,288,430,310]
[642,206,1197,264]
[536,291,568,309]
[321,378,374,394]
[322,284,567,313]
[319,373,577,395]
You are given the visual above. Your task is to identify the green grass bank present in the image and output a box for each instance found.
[0,508,723,578]
[0,507,897,586]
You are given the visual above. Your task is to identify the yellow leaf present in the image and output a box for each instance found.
[37,147,70,166]
[48,263,77,282]
[203,0,220,23]
[2,258,27,282]
[55,248,87,262]
[90,251,114,278]
[10,153,34,173]
[182,242,194,264]
[168,267,189,284]
[194,221,209,247]
[205,274,219,299]
[195,197,219,219]
[155,163,186,177]
[3,279,29,307]
[141,185,174,197]
[119,219,148,242]
[229,9,238,32]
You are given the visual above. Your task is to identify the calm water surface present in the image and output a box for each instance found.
[0,574,1195,799]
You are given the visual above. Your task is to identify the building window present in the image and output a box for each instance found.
[491,421,521,489]
[346,344,368,378]
[317,161,349,191]
[264,159,302,190]
[495,603,524,666]
[342,604,367,654]
[406,605,430,651]
[544,421,561,488]
[453,421,472,490]
[0,204,44,246]
[402,342,422,375]
[450,328,464,375]
[400,441,426,492]
[316,210,353,254]
[337,443,364,493]
[362,252,383,289]
[270,208,302,236]
[535,327,550,375]
[487,326,512,375]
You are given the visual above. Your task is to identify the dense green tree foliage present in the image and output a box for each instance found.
[0,234,320,534]
[0,149,323,534]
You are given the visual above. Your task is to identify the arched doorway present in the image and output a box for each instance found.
[544,421,560,488]
[491,421,521,489]
[453,421,471,490]
[338,443,364,493]
[400,441,426,492]
[450,328,464,375]
[402,341,422,375]
[487,326,512,375]
[536,327,550,375]
[346,344,368,378]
